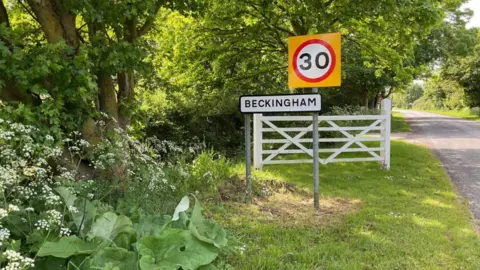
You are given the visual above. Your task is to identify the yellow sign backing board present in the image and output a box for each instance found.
[288,32,341,88]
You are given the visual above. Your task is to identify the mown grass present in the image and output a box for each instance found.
[214,140,480,269]
[391,112,411,132]
[423,109,480,122]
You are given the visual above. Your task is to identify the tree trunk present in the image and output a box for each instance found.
[117,70,134,127]
[364,89,369,108]
[0,80,33,103]
[0,2,32,103]
[98,72,119,122]
[26,0,78,49]
[116,19,138,128]
[0,0,10,27]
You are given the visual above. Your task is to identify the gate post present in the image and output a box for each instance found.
[253,113,263,170]
[380,99,391,170]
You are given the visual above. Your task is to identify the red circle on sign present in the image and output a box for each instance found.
[293,39,336,83]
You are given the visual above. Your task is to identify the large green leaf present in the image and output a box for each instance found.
[134,213,171,238]
[197,264,219,270]
[190,220,227,249]
[55,187,77,207]
[55,187,96,237]
[33,256,67,270]
[172,196,190,221]
[90,247,138,270]
[73,198,97,237]
[189,198,227,248]
[37,236,96,258]
[137,229,219,270]
[87,212,134,242]
[28,231,58,253]
[113,232,136,250]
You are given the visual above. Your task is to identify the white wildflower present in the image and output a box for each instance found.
[0,208,8,218]
[0,227,10,241]
[8,204,19,212]
[68,206,79,214]
[59,227,71,237]
[3,250,35,269]
[46,210,62,225]
[45,193,62,206]
[34,219,49,230]
[22,167,36,177]
[79,139,90,148]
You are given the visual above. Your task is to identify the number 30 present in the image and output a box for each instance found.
[299,52,329,70]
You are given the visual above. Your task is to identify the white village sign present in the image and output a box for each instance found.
[240,94,321,113]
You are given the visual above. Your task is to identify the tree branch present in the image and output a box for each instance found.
[137,0,162,37]
[17,0,39,24]
[324,0,336,8]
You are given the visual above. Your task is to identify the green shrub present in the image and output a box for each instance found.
[190,150,233,193]
[0,118,230,269]
[35,195,227,270]
[412,96,438,110]
[469,107,480,116]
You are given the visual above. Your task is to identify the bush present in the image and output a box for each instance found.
[0,118,231,269]
[469,107,480,116]
[412,96,437,110]
[190,150,233,193]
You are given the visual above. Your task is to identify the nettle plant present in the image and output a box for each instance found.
[0,118,228,269]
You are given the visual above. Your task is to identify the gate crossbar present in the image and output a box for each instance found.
[325,120,382,161]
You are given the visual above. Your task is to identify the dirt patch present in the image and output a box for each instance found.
[215,176,361,228]
[218,176,304,202]
[229,192,361,228]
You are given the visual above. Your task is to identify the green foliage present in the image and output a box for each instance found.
[0,118,230,269]
[0,28,97,134]
[138,230,218,270]
[90,247,138,270]
[37,196,226,270]
[443,32,480,107]
[411,13,479,111]
[190,151,232,193]
[394,83,424,109]
[37,236,98,258]
[412,75,465,110]
[138,0,463,151]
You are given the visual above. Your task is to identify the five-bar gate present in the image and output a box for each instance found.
[253,99,391,170]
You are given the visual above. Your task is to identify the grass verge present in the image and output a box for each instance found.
[391,111,411,132]
[423,109,480,121]
[213,140,480,269]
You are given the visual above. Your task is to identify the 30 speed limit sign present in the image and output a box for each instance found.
[288,32,341,88]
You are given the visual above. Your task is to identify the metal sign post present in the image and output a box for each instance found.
[245,114,252,194]
[312,88,320,210]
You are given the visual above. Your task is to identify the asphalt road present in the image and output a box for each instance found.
[397,110,480,223]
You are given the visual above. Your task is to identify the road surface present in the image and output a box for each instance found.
[397,110,480,223]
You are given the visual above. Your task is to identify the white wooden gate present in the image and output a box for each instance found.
[253,99,391,170]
